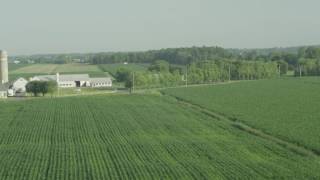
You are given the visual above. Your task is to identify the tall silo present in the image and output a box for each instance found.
[0,50,9,84]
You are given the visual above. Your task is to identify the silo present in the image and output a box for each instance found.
[0,50,9,84]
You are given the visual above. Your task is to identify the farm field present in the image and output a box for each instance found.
[0,95,319,179]
[8,63,31,71]
[10,64,102,74]
[162,77,320,153]
[99,63,148,76]
[9,63,109,80]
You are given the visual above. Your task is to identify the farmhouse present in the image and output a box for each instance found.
[11,77,28,93]
[31,73,112,88]
[6,78,29,97]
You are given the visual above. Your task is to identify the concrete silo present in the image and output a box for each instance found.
[0,50,9,84]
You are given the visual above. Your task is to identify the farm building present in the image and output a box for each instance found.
[0,83,9,98]
[12,78,28,93]
[90,78,112,87]
[31,73,112,88]
[7,78,28,97]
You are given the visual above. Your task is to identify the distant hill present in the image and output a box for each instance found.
[228,45,320,55]
[11,44,320,65]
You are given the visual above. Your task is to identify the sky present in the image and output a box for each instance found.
[1,0,320,55]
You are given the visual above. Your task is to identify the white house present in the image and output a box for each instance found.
[6,78,29,97]
[14,60,21,64]
[12,78,28,93]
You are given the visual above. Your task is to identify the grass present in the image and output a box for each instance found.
[162,77,320,153]
[98,63,148,76]
[0,94,319,179]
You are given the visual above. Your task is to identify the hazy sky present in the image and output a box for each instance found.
[1,0,320,55]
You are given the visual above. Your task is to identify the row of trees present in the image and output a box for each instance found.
[90,46,230,65]
[295,59,320,76]
[115,60,280,90]
[14,45,320,78]
[187,61,279,83]
[89,46,320,67]
[13,46,320,66]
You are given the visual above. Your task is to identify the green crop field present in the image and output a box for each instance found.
[162,77,320,153]
[9,63,109,80]
[99,63,148,76]
[0,94,319,179]
[8,63,31,71]
[11,64,102,74]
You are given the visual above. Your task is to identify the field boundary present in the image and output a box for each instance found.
[161,92,320,158]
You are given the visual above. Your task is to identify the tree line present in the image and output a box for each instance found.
[89,46,318,64]
[14,45,320,77]
[115,60,280,90]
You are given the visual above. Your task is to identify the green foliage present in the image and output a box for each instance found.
[90,46,230,64]
[148,60,170,72]
[115,68,132,82]
[26,81,56,96]
[98,63,148,76]
[47,81,57,96]
[295,58,320,76]
[26,81,42,96]
[0,95,319,179]
[278,60,289,75]
[162,77,320,152]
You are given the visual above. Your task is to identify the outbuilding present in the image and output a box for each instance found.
[30,73,112,88]
[90,78,112,87]
[0,83,9,98]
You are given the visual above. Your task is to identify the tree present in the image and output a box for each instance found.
[26,81,42,96]
[148,60,170,72]
[26,81,55,97]
[115,68,132,82]
[47,81,57,97]
[125,78,133,93]
[277,60,289,75]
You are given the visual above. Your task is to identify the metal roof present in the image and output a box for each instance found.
[33,74,90,82]
[33,75,56,81]
[89,77,112,84]
[59,74,90,81]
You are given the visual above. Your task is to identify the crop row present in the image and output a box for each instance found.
[162,77,320,152]
[0,95,319,179]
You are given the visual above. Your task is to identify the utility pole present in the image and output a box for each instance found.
[299,65,302,78]
[185,66,188,87]
[132,72,135,93]
[228,65,231,82]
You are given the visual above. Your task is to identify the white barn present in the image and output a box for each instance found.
[57,74,91,88]
[90,78,112,87]
[31,73,112,88]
